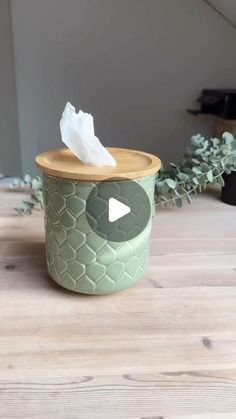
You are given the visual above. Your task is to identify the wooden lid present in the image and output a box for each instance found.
[35,147,161,181]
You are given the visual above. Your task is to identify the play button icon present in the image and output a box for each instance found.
[85,177,151,242]
[108,198,131,222]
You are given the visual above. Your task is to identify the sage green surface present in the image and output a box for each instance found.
[43,174,155,294]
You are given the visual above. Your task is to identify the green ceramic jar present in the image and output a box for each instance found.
[36,148,160,294]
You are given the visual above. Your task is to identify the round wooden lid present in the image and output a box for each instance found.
[35,147,161,181]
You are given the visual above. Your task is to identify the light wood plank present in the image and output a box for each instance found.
[0,185,236,418]
[0,371,236,418]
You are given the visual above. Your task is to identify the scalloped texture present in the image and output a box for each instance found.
[43,174,155,294]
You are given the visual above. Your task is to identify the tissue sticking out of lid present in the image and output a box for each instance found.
[60,102,116,167]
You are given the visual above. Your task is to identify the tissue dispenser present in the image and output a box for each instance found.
[187,89,236,119]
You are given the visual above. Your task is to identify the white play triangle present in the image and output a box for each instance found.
[108,197,131,222]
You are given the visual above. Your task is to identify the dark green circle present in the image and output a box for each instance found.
[85,178,151,242]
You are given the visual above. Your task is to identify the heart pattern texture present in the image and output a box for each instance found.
[43,174,155,294]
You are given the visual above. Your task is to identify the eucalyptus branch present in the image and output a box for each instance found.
[156,166,225,207]
[155,132,236,207]
[10,175,43,215]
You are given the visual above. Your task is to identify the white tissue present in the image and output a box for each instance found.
[60,102,116,166]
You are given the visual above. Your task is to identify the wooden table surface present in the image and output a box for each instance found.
[0,183,236,419]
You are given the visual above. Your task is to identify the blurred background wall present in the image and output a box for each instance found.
[1,0,236,175]
[0,0,21,175]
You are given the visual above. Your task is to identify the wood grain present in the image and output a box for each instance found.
[35,147,161,180]
[0,183,236,418]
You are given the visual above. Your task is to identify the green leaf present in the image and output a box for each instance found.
[24,174,32,183]
[194,148,204,156]
[15,207,24,216]
[11,178,20,187]
[184,168,193,175]
[175,198,182,208]
[192,158,201,164]
[165,178,177,189]
[199,175,206,186]
[212,137,220,147]
[192,167,202,175]
[177,172,189,181]
[222,147,230,156]
[203,140,209,150]
[201,162,209,172]
[191,134,204,147]
[222,132,234,146]
[207,170,213,182]
[32,178,42,190]
[161,182,171,195]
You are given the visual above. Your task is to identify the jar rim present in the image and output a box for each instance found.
[35,147,161,181]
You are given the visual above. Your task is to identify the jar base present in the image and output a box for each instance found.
[48,267,147,295]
